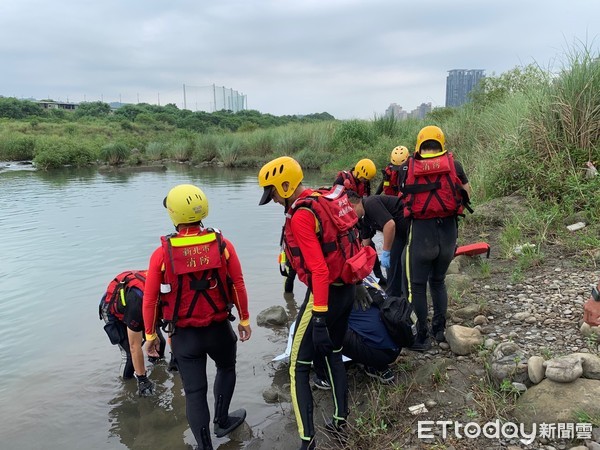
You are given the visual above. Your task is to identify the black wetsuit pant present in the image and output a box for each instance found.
[342,329,400,371]
[172,321,238,449]
[387,220,409,298]
[291,283,355,441]
[404,216,457,335]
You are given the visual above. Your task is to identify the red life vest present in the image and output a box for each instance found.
[159,229,233,329]
[382,164,401,196]
[402,152,464,219]
[101,270,147,321]
[336,170,370,197]
[284,185,362,285]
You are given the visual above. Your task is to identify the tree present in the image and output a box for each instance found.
[0,97,44,119]
[470,64,549,108]
[74,101,111,118]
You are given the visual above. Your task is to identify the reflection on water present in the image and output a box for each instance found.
[108,365,190,449]
[0,163,330,449]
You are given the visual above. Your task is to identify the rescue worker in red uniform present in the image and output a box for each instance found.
[401,126,471,351]
[334,158,387,285]
[142,184,252,450]
[259,157,361,450]
[99,270,166,396]
[333,158,377,198]
[375,146,410,196]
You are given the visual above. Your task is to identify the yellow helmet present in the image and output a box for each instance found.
[415,125,446,156]
[163,184,208,226]
[258,156,304,205]
[390,146,409,165]
[352,158,376,180]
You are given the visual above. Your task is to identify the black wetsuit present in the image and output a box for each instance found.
[402,160,469,337]
[171,320,238,447]
[358,195,408,297]
[100,288,165,379]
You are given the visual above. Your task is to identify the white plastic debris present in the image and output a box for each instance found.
[408,403,428,415]
[566,222,586,232]
[513,243,536,255]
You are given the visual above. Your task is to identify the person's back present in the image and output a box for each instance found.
[334,158,376,198]
[377,146,409,196]
[142,184,251,450]
[99,270,165,396]
[401,126,470,352]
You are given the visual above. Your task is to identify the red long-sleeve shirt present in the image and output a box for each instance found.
[289,189,330,313]
[143,226,250,339]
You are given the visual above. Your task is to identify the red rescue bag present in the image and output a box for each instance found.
[454,242,490,258]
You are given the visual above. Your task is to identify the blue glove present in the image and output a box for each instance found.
[312,312,334,356]
[380,250,391,269]
[135,373,155,397]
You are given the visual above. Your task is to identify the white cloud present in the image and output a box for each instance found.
[0,0,598,118]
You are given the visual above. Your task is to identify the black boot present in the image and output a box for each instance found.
[214,408,246,438]
[409,327,431,352]
[298,437,316,450]
[432,317,447,343]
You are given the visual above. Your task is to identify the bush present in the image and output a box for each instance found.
[168,140,192,162]
[330,120,376,150]
[145,141,166,161]
[33,136,96,170]
[100,142,131,165]
[0,133,36,160]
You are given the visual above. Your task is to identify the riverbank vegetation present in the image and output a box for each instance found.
[2,48,597,221]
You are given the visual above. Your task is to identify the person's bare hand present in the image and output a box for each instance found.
[145,338,160,357]
[238,324,252,342]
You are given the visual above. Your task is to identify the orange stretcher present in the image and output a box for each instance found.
[454,242,491,258]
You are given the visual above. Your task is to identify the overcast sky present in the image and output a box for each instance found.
[0,0,598,120]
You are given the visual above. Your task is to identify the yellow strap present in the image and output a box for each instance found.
[120,288,126,307]
[383,181,390,186]
[169,233,217,247]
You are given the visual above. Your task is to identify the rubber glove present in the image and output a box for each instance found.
[135,373,155,397]
[380,250,391,269]
[354,283,372,311]
[312,312,333,356]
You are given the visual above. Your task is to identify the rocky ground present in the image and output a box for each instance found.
[243,197,600,450]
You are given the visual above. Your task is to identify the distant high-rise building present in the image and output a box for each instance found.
[409,102,432,119]
[385,103,408,120]
[445,69,485,107]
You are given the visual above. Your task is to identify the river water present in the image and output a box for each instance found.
[0,163,330,450]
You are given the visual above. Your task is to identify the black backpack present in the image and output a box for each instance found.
[364,276,418,348]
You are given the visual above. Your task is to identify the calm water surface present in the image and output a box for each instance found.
[0,164,329,450]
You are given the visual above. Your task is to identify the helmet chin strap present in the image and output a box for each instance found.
[284,197,291,213]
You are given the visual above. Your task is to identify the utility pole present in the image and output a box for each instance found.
[158,92,160,106]
[213,84,217,113]
[183,84,187,110]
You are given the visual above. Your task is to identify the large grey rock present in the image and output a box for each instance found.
[451,304,481,320]
[527,356,545,384]
[489,342,528,385]
[446,259,460,275]
[513,378,600,426]
[467,194,529,227]
[544,355,583,383]
[572,352,600,379]
[445,325,483,356]
[256,306,288,327]
[581,321,600,337]
[445,274,472,298]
